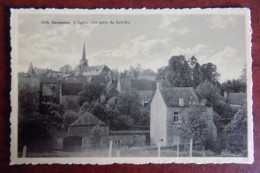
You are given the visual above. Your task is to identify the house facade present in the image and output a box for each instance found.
[150,83,217,146]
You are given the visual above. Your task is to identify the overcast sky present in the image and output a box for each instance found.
[16,11,248,82]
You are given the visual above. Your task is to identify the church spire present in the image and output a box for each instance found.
[28,62,34,74]
[82,42,86,61]
[79,41,88,72]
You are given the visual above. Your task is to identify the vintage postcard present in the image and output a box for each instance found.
[10,8,253,164]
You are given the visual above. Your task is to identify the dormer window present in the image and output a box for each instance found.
[179,98,184,107]
[173,112,179,123]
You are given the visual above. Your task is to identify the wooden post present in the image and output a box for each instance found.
[177,139,179,157]
[158,142,161,157]
[109,140,113,157]
[22,145,27,158]
[202,146,205,157]
[116,150,120,157]
[189,138,193,157]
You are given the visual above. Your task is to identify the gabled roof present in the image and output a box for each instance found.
[70,112,106,126]
[228,92,246,105]
[119,78,155,91]
[160,87,200,107]
[83,65,107,76]
[61,82,83,95]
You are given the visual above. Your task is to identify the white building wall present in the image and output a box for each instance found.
[150,89,167,146]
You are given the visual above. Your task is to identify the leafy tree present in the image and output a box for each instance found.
[239,67,247,83]
[78,82,105,105]
[18,85,39,116]
[197,80,222,106]
[224,102,247,153]
[199,63,220,84]
[79,102,93,115]
[222,79,246,93]
[109,109,134,130]
[156,66,166,80]
[179,105,210,145]
[116,89,141,122]
[189,56,201,88]
[64,98,80,111]
[166,55,193,87]
[63,110,79,128]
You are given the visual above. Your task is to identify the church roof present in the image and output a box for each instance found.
[160,87,200,107]
[228,92,246,105]
[82,65,107,76]
[119,78,155,91]
[70,112,106,126]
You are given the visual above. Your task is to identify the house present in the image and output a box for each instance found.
[59,80,84,107]
[150,82,217,147]
[40,77,59,104]
[117,78,156,106]
[64,112,109,150]
[224,92,246,108]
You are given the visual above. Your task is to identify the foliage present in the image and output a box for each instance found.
[79,102,93,115]
[64,98,80,111]
[109,109,134,130]
[221,79,246,93]
[116,89,141,122]
[90,124,104,138]
[179,105,210,144]
[197,80,222,106]
[166,55,193,87]
[189,56,201,88]
[78,82,105,105]
[63,110,79,127]
[18,85,39,115]
[199,63,220,84]
[18,86,63,150]
[224,102,247,153]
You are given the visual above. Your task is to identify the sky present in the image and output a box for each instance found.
[16,11,248,82]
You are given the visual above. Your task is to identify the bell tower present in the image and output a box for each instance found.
[79,42,88,72]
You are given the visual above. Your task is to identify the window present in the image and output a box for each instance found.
[173,112,179,123]
[113,139,121,148]
[179,98,184,107]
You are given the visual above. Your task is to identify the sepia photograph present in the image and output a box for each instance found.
[10,8,253,164]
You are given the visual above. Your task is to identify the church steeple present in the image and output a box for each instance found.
[28,62,34,74]
[82,42,86,61]
[79,42,88,73]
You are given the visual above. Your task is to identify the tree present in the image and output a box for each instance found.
[239,67,246,83]
[109,109,134,130]
[224,102,247,153]
[63,110,79,128]
[78,82,105,105]
[179,105,210,145]
[189,56,201,88]
[199,63,220,84]
[222,79,246,93]
[64,98,80,111]
[166,55,193,87]
[116,89,141,122]
[197,80,222,106]
[18,85,39,116]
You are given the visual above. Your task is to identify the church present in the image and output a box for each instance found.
[18,42,114,106]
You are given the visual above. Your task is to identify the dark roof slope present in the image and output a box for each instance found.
[119,78,155,91]
[160,87,200,107]
[228,92,246,105]
[62,82,83,95]
[70,112,106,126]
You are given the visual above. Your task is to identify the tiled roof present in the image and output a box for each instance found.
[228,92,246,105]
[82,65,106,76]
[119,78,155,91]
[160,87,200,107]
[70,112,106,126]
[61,82,83,95]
